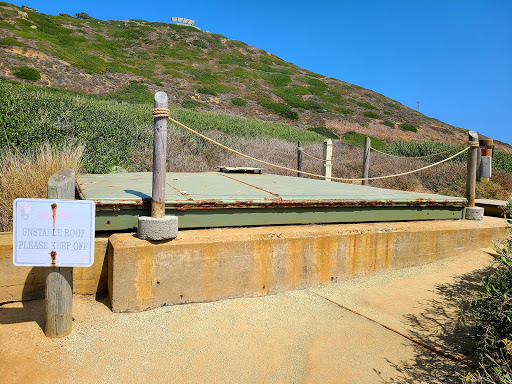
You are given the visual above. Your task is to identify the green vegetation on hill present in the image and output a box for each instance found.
[0,78,323,173]
[342,131,387,151]
[0,1,463,133]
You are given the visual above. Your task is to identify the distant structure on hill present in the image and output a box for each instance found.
[171,17,200,30]
[22,5,38,12]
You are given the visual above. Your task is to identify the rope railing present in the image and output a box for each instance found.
[153,108,472,182]
[370,144,467,159]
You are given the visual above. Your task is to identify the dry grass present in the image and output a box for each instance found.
[127,131,512,201]
[0,143,84,232]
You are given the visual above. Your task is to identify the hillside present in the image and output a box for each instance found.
[1,2,509,152]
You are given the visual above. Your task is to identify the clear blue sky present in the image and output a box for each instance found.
[11,0,512,144]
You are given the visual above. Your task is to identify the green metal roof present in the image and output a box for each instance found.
[77,172,466,230]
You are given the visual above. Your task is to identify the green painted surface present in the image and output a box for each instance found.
[77,172,466,230]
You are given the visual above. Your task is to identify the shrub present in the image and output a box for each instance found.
[363,111,379,119]
[191,39,207,49]
[383,120,395,127]
[13,66,41,81]
[463,201,512,383]
[342,131,387,150]
[385,141,465,164]
[0,37,24,47]
[493,151,512,173]
[231,97,247,107]
[307,126,338,139]
[197,84,229,96]
[258,98,298,120]
[264,73,291,87]
[106,81,153,104]
[399,123,417,132]
[181,100,204,109]
[334,107,354,115]
[356,101,377,110]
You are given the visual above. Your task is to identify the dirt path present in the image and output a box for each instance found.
[0,250,494,384]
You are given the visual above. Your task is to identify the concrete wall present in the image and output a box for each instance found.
[0,233,109,303]
[108,217,509,313]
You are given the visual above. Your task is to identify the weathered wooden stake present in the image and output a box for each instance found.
[45,168,74,338]
[297,141,303,178]
[322,139,333,181]
[152,91,168,219]
[466,131,479,208]
[362,136,371,186]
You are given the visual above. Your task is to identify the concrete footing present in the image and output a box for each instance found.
[137,216,178,241]
[464,207,485,220]
[108,217,508,313]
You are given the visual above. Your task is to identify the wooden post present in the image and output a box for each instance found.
[45,168,74,338]
[466,131,479,208]
[362,136,371,186]
[152,91,168,219]
[322,139,333,181]
[297,141,303,178]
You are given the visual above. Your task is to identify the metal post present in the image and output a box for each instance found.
[45,168,74,338]
[362,137,371,186]
[466,131,479,208]
[297,141,303,178]
[152,92,168,219]
[479,138,493,182]
[322,139,333,181]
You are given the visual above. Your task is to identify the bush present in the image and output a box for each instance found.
[363,111,379,119]
[13,66,41,81]
[383,120,395,127]
[463,201,512,383]
[0,37,24,47]
[191,39,207,49]
[493,151,512,173]
[385,141,466,164]
[342,131,387,150]
[258,98,298,120]
[181,100,204,109]
[399,123,417,132]
[356,101,377,110]
[307,126,338,139]
[231,97,247,107]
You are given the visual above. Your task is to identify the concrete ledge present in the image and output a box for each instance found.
[108,217,509,313]
[0,233,109,303]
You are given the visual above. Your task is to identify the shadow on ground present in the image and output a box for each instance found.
[378,265,496,384]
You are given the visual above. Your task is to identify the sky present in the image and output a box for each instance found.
[10,0,512,144]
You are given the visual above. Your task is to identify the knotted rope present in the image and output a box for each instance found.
[152,108,471,182]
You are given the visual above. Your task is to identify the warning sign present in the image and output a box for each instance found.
[13,198,95,267]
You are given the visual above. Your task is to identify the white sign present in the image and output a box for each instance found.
[13,198,95,267]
